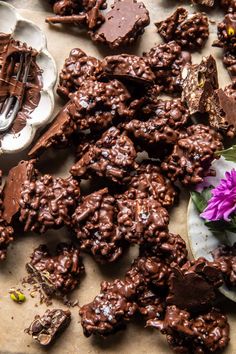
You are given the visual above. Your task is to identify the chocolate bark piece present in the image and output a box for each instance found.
[71,127,137,184]
[46,0,106,29]
[220,0,236,11]
[100,54,155,85]
[140,233,188,267]
[181,55,218,114]
[213,13,236,53]
[155,8,209,50]
[25,309,71,345]
[144,41,191,93]
[213,243,236,287]
[57,48,103,99]
[19,175,80,234]
[167,259,223,312]
[79,279,138,337]
[26,243,84,297]
[148,306,230,354]
[71,188,124,263]
[128,161,177,208]
[206,87,236,137]
[223,50,236,79]
[2,160,37,223]
[161,124,223,186]
[28,105,77,157]
[90,0,150,49]
[116,190,169,245]
[124,98,189,157]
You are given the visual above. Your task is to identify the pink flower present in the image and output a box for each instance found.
[200,169,236,221]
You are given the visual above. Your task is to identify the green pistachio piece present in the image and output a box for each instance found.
[9,289,26,303]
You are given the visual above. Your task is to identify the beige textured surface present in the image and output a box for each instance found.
[0,1,235,354]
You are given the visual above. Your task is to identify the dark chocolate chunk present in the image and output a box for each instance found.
[100,54,155,85]
[19,175,80,233]
[71,127,137,184]
[207,87,236,137]
[57,48,103,99]
[155,8,209,50]
[90,0,150,48]
[2,160,37,224]
[148,306,230,354]
[161,124,223,186]
[181,55,218,114]
[25,309,71,345]
[223,50,236,79]
[71,188,124,263]
[26,243,84,297]
[144,41,191,93]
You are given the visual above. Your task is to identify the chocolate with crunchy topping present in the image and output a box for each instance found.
[26,243,84,298]
[155,8,209,50]
[213,243,236,287]
[25,309,71,345]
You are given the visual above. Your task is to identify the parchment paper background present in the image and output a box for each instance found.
[0,1,235,353]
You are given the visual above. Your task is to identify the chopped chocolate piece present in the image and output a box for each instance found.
[155,8,209,50]
[144,41,191,93]
[128,161,177,208]
[220,0,236,11]
[140,233,188,267]
[161,124,223,186]
[71,127,137,184]
[79,279,137,337]
[2,160,37,223]
[19,175,80,234]
[28,105,77,157]
[90,0,150,48]
[116,190,169,245]
[100,54,155,85]
[26,243,84,297]
[30,79,133,157]
[124,98,189,157]
[148,306,230,354]
[207,87,236,137]
[213,243,236,287]
[46,0,106,29]
[223,50,236,79]
[167,259,223,312]
[25,309,71,345]
[213,13,236,52]
[57,48,103,99]
[181,55,218,114]
[71,188,123,263]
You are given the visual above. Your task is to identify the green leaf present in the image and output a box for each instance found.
[190,186,213,214]
[215,145,236,162]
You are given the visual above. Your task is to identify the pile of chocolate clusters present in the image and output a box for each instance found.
[2,0,236,352]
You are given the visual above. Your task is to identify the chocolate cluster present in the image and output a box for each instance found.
[213,243,236,287]
[155,8,209,50]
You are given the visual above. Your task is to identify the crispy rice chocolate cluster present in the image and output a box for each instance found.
[19,174,80,234]
[100,54,155,85]
[71,127,138,184]
[155,8,209,50]
[213,243,236,287]
[220,0,236,11]
[161,124,223,186]
[25,309,71,345]
[144,41,191,93]
[57,48,103,99]
[46,0,106,30]
[90,0,150,48]
[148,306,230,354]
[80,278,138,336]
[29,79,134,157]
[71,188,124,263]
[26,243,84,298]
[124,98,190,157]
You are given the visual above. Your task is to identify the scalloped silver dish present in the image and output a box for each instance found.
[0,1,57,154]
[187,157,236,302]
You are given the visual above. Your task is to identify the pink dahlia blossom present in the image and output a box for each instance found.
[200,169,236,221]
